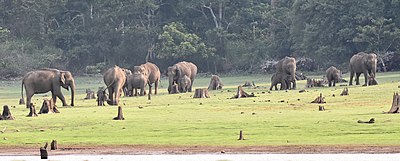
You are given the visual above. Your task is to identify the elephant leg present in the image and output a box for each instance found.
[355,73,361,85]
[333,80,336,87]
[134,88,138,96]
[188,79,194,92]
[363,71,369,86]
[26,92,34,108]
[148,83,153,95]
[349,71,354,85]
[328,80,332,87]
[274,84,278,90]
[154,80,159,95]
[292,80,296,89]
[140,88,145,96]
[56,93,67,106]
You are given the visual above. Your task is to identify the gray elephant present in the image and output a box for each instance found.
[126,66,148,96]
[178,75,191,93]
[140,62,161,95]
[275,57,297,89]
[21,68,75,108]
[270,72,290,90]
[167,61,197,94]
[326,66,341,87]
[349,52,377,86]
[103,65,127,105]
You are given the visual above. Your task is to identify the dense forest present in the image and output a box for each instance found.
[1,0,400,78]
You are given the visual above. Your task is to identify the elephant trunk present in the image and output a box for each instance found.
[70,81,75,106]
[168,76,174,94]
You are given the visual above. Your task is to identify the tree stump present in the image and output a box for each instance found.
[368,76,378,86]
[386,92,400,113]
[311,93,326,104]
[50,140,58,150]
[319,106,325,111]
[231,85,255,99]
[19,98,25,105]
[27,103,38,117]
[113,106,125,120]
[238,130,245,140]
[0,105,14,120]
[243,81,255,87]
[170,83,180,94]
[40,142,48,159]
[39,99,59,114]
[340,88,349,96]
[193,88,210,98]
[208,75,223,90]
[84,89,96,99]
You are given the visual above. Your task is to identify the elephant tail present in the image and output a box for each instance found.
[21,81,24,100]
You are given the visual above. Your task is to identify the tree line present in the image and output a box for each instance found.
[1,0,400,78]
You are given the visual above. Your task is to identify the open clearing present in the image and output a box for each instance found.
[0,72,399,154]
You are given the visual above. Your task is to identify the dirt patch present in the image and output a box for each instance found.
[1,145,400,155]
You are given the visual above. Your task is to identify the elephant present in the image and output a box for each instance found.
[270,72,290,90]
[326,66,341,87]
[21,68,75,108]
[178,75,191,93]
[275,57,297,89]
[208,75,223,90]
[349,52,377,86]
[140,62,161,95]
[126,66,148,96]
[167,61,197,94]
[96,87,107,106]
[103,65,127,105]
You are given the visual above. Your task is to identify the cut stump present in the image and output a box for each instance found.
[193,88,210,98]
[27,103,38,117]
[243,81,255,87]
[84,89,96,99]
[40,142,48,159]
[340,88,349,96]
[319,106,325,111]
[238,130,245,140]
[386,92,400,113]
[39,99,59,114]
[208,75,223,90]
[50,140,58,150]
[231,85,255,99]
[113,106,125,120]
[0,105,14,120]
[311,93,326,104]
[170,83,180,94]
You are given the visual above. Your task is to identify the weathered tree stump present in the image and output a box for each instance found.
[357,118,375,124]
[319,106,325,111]
[243,81,255,87]
[193,88,210,98]
[231,85,255,99]
[40,142,48,159]
[97,88,107,106]
[0,105,14,120]
[311,93,326,104]
[340,88,349,96]
[208,75,223,90]
[238,130,245,140]
[170,83,180,94]
[19,98,25,105]
[113,106,125,120]
[50,140,58,150]
[148,93,151,100]
[84,89,96,99]
[386,92,400,113]
[27,103,38,117]
[368,76,378,86]
[39,99,59,114]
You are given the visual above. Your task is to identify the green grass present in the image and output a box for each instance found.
[0,72,400,147]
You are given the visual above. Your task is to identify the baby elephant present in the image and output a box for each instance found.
[326,66,341,87]
[178,75,191,93]
[270,72,290,90]
[126,66,148,96]
[96,87,107,106]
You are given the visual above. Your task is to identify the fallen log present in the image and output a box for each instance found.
[193,88,210,98]
[231,85,255,99]
[340,88,349,96]
[311,93,326,104]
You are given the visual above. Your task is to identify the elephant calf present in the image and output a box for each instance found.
[270,72,290,90]
[178,75,191,93]
[326,66,341,87]
[126,66,148,96]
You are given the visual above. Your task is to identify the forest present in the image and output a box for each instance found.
[1,0,400,78]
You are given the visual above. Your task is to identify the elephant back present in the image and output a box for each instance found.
[141,62,161,84]
[275,57,296,74]
[176,61,197,80]
[103,65,126,86]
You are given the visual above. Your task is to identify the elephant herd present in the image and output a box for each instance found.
[20,61,198,107]
[19,52,377,107]
[270,52,378,90]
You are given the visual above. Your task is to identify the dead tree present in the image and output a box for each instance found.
[50,140,58,150]
[0,105,14,120]
[39,99,59,114]
[193,88,210,98]
[208,75,223,90]
[311,93,326,104]
[386,92,400,113]
[231,85,255,99]
[27,103,38,117]
[84,88,96,99]
[113,106,125,120]
[340,88,349,96]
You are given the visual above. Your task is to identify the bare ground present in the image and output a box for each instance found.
[1,145,400,155]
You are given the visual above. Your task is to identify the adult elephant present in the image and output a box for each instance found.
[275,57,297,89]
[349,52,377,86]
[103,65,127,105]
[21,68,75,108]
[140,62,161,95]
[167,61,197,94]
[326,66,341,87]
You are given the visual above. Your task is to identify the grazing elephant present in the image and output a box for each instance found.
[167,61,197,94]
[270,72,290,90]
[349,52,377,86]
[178,75,191,93]
[103,65,127,105]
[126,66,148,96]
[140,62,161,95]
[21,68,75,108]
[275,57,297,89]
[326,66,341,87]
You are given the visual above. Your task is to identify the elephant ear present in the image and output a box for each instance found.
[60,72,66,85]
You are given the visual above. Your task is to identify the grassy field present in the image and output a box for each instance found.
[0,72,399,147]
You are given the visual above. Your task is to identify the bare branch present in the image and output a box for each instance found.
[203,3,219,28]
